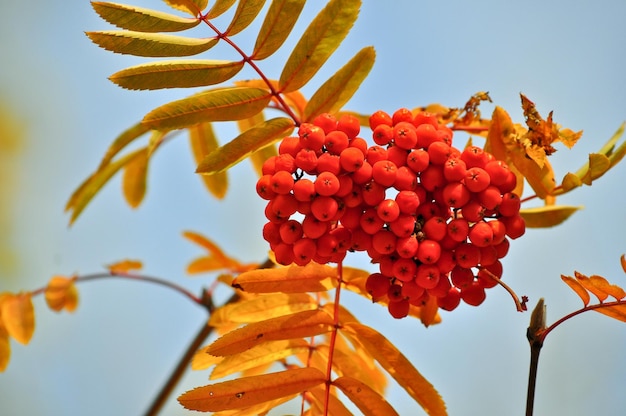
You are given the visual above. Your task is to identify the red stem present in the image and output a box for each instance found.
[323,262,344,415]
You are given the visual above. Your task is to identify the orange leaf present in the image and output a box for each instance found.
[191,345,224,370]
[594,304,626,322]
[183,230,255,273]
[122,147,149,208]
[333,376,399,416]
[44,276,79,313]
[178,367,326,412]
[106,259,143,274]
[227,293,318,323]
[0,294,11,371]
[207,309,334,356]
[308,385,353,416]
[232,262,338,293]
[621,254,626,274]
[589,275,626,300]
[561,275,590,306]
[575,272,608,303]
[342,322,447,416]
[1,293,35,345]
[189,122,228,199]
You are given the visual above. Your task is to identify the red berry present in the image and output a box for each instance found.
[407,149,430,173]
[423,216,447,241]
[461,281,486,306]
[298,123,325,152]
[499,192,521,217]
[295,148,318,173]
[392,108,413,125]
[366,145,388,165]
[451,266,474,289]
[365,272,391,300]
[279,219,303,244]
[484,160,511,187]
[415,264,440,289]
[478,186,502,210]
[256,175,277,200]
[438,287,461,311]
[389,214,416,238]
[395,190,421,214]
[313,113,337,134]
[442,182,471,208]
[443,157,467,182]
[325,130,349,155]
[427,141,452,165]
[362,180,386,207]
[302,215,329,238]
[293,238,316,266]
[316,153,341,175]
[377,199,401,223]
[271,193,298,217]
[401,280,425,300]
[464,167,491,193]
[372,229,397,255]
[460,146,488,169]
[352,161,373,184]
[360,208,385,234]
[273,242,294,265]
[502,214,525,239]
[337,114,360,139]
[393,166,418,191]
[396,235,419,258]
[393,122,418,150]
[388,298,410,319]
[469,221,494,247]
[278,136,301,157]
[270,170,294,194]
[372,124,393,146]
[454,242,481,268]
[310,196,339,221]
[315,171,340,196]
[369,110,392,130]
[415,123,439,148]
[412,111,438,128]
[392,257,417,281]
[420,165,445,192]
[417,240,441,264]
[477,260,503,288]
[372,160,398,187]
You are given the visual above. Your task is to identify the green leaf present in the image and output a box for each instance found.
[225,0,267,36]
[85,31,217,57]
[97,122,151,169]
[278,0,361,93]
[252,0,305,60]
[196,117,294,174]
[91,2,201,32]
[109,60,244,90]
[162,0,207,15]
[205,0,237,18]
[122,147,150,208]
[142,87,272,130]
[303,46,375,121]
[520,205,582,228]
[189,122,228,199]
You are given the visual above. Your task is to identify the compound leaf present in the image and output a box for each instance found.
[303,46,375,121]
[207,309,334,356]
[86,31,217,57]
[342,322,446,416]
[91,2,201,32]
[189,122,228,199]
[1,293,35,345]
[162,0,207,15]
[109,60,244,90]
[278,0,361,93]
[561,274,590,306]
[224,0,267,36]
[519,205,582,228]
[142,87,272,130]
[178,367,325,412]
[333,376,399,416]
[205,0,237,18]
[122,147,149,208]
[252,0,306,60]
[226,293,318,323]
[232,262,337,293]
[195,117,294,174]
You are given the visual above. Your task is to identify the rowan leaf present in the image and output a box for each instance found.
[334,376,399,416]
[594,304,626,322]
[183,230,255,273]
[189,123,228,199]
[205,0,237,18]
[560,172,582,192]
[106,259,143,273]
[621,254,626,274]
[86,31,218,57]
[178,367,325,411]
[589,275,626,301]
[122,147,149,208]
[0,317,9,372]
[44,276,79,313]
[577,153,611,185]
[236,112,278,177]
[309,385,353,416]
[252,0,306,60]
[207,309,334,356]
[232,262,338,293]
[210,395,297,416]
[97,122,151,169]
[225,293,318,324]
[224,0,266,36]
[519,205,582,228]
[196,117,295,174]
[1,293,35,345]
[574,271,610,303]
[162,0,207,15]
[606,123,626,167]
[191,345,224,370]
[303,46,375,121]
[211,339,310,379]
[342,322,446,416]
[278,0,361,93]
[561,275,590,306]
[142,87,272,130]
[484,106,524,196]
[91,2,201,32]
[109,60,244,90]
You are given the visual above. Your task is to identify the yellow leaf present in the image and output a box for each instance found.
[207,309,334,356]
[189,123,228,199]
[278,0,361,93]
[0,317,9,372]
[232,262,338,293]
[178,367,326,411]
[91,1,201,32]
[484,107,524,196]
[252,0,306,60]
[196,117,295,174]
[44,276,79,313]
[303,46,376,122]
[226,293,318,323]
[192,344,224,370]
[211,339,310,379]
[162,0,207,15]
[106,259,143,274]
[342,322,447,416]
[109,60,244,90]
[561,275,590,306]
[519,205,582,228]
[96,122,151,169]
[205,0,237,18]
[1,293,35,345]
[224,0,266,36]
[308,385,353,416]
[183,231,256,273]
[594,304,626,322]
[560,172,582,193]
[334,376,399,416]
[85,31,218,57]
[122,147,149,208]
[577,153,611,185]
[142,87,272,131]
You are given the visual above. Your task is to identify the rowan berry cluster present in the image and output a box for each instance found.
[257,109,525,318]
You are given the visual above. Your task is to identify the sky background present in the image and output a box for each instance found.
[1,1,625,415]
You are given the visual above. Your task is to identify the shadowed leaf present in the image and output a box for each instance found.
[252,0,306,60]
[232,262,337,293]
[226,293,318,323]
[122,147,149,208]
[225,0,267,36]
[303,46,375,121]
[561,275,590,306]
[178,367,325,411]
[86,31,218,57]
[189,123,228,199]
[109,60,244,90]
[207,309,334,356]
[196,117,294,174]
[44,277,79,313]
[334,376,399,416]
[163,0,207,15]
[91,2,201,32]
[1,293,35,345]
[205,0,237,18]
[278,0,361,93]
[519,205,582,228]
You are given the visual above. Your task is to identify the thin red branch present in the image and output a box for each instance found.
[478,267,526,312]
[323,262,344,415]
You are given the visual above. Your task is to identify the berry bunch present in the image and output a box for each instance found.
[257,110,525,318]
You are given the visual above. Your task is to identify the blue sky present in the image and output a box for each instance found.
[1,1,625,415]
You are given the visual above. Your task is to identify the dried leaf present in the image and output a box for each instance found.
[189,123,228,199]
[224,0,266,36]
[162,0,207,15]
[232,262,338,293]
[196,117,294,174]
[122,147,149,208]
[142,87,272,130]
[519,205,582,228]
[205,0,237,18]
[91,2,201,32]
[44,276,79,313]
[226,293,318,323]
[252,0,306,60]
[278,0,361,93]
[334,376,399,416]
[207,309,334,356]
[1,293,35,345]
[85,31,218,57]
[561,275,590,306]
[178,367,325,411]
[342,322,446,416]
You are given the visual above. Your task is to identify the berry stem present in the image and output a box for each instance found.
[478,267,526,312]
[323,261,344,415]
